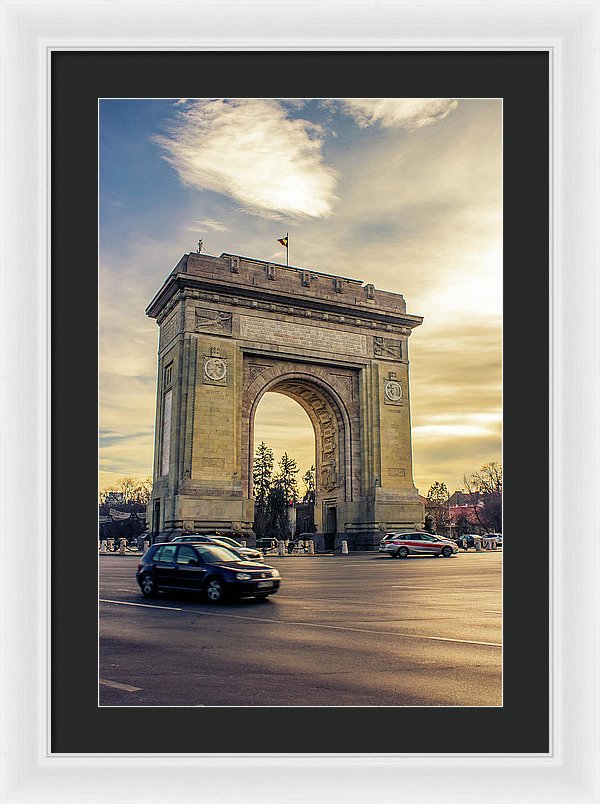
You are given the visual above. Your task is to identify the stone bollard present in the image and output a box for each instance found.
[240,540,246,547]
[341,540,349,555]
[308,540,315,555]
[119,538,127,555]
[297,540,304,552]
[100,540,107,554]
[143,540,150,552]
[278,540,286,556]
[474,536,482,552]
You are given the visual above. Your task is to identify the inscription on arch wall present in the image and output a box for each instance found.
[240,315,367,355]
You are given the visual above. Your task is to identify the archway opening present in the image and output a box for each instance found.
[253,392,316,538]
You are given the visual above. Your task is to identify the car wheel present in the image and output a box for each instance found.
[140,574,157,597]
[396,547,409,559]
[204,577,226,603]
[441,546,452,558]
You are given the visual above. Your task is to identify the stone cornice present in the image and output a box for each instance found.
[148,271,423,335]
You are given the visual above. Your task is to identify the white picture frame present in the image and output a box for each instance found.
[1,1,598,801]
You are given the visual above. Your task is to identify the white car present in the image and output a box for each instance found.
[379,532,459,559]
[483,532,502,548]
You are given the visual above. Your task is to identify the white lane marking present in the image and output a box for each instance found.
[276,595,496,612]
[99,678,142,692]
[390,586,499,592]
[100,599,501,648]
[100,599,183,612]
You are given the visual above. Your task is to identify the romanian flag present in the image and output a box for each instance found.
[277,236,288,248]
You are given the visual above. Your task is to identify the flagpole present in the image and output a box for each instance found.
[286,232,289,266]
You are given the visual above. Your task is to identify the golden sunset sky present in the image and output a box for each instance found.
[100,98,501,497]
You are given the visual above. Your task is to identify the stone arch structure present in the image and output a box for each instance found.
[146,251,424,549]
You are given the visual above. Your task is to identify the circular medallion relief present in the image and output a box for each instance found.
[384,380,402,402]
[204,357,227,381]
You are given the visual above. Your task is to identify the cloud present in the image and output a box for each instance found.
[155,99,338,219]
[187,218,230,232]
[333,98,459,131]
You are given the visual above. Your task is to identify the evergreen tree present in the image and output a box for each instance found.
[274,452,299,506]
[253,441,274,536]
[253,441,274,507]
[264,453,299,539]
[267,482,289,538]
[302,465,316,504]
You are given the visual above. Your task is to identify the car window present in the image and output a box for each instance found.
[176,535,208,542]
[195,544,242,563]
[154,544,177,563]
[176,545,199,565]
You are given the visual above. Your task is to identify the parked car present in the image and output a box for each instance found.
[287,536,313,554]
[455,533,477,549]
[136,542,281,602]
[483,532,502,547]
[256,538,279,553]
[153,529,209,544]
[379,532,458,558]
[171,534,262,561]
[211,535,263,561]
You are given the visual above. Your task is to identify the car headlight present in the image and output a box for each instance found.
[236,572,252,580]
[270,569,280,578]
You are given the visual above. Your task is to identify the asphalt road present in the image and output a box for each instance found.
[99,551,502,707]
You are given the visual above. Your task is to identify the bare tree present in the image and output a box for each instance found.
[426,481,450,534]
[99,475,153,507]
[463,462,502,532]
[134,476,153,504]
[113,476,142,505]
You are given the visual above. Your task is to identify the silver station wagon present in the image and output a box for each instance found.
[379,531,458,559]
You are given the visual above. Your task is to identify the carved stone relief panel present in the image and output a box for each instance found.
[383,371,403,405]
[331,373,354,400]
[203,346,228,386]
[374,336,402,360]
[388,467,406,477]
[244,362,273,386]
[195,308,233,336]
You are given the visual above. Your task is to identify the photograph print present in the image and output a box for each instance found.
[99,97,502,707]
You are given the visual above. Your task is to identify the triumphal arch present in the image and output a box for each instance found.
[146,251,424,549]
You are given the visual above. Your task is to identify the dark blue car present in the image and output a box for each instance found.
[136,542,281,603]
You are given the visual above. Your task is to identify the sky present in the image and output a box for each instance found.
[99,97,502,497]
